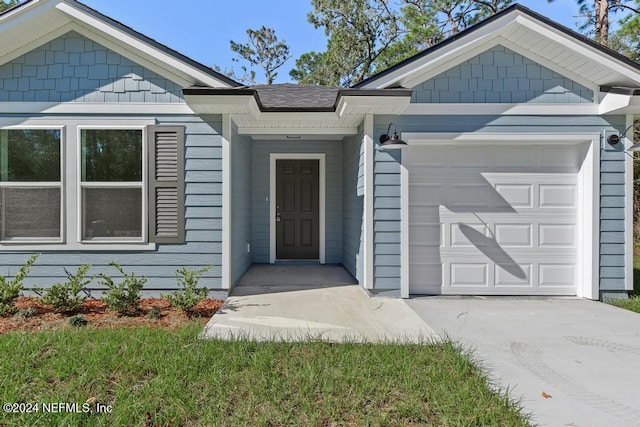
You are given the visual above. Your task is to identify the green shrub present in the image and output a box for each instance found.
[147,307,162,320]
[163,265,212,312]
[0,255,39,317]
[14,307,38,319]
[99,263,146,316]
[41,264,93,314]
[68,314,88,327]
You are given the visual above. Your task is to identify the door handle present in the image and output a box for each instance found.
[276,212,281,222]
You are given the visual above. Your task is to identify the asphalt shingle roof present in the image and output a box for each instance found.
[250,84,341,111]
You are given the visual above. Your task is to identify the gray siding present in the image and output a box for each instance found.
[0,114,223,291]
[0,31,184,103]
[251,140,343,264]
[231,125,252,285]
[342,129,365,282]
[373,114,628,292]
[412,45,594,104]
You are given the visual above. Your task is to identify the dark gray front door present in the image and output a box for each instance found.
[276,159,319,259]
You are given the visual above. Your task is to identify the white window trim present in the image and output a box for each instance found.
[269,153,326,264]
[77,126,147,244]
[400,132,600,300]
[0,126,65,244]
[0,118,156,251]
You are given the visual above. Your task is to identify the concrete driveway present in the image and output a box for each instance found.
[407,297,640,427]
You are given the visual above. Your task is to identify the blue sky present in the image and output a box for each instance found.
[80,0,584,83]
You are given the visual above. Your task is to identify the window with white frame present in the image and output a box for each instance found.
[0,129,62,241]
[0,122,184,249]
[80,129,145,241]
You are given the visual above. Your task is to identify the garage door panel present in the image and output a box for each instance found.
[408,144,578,296]
[449,263,489,287]
[538,224,576,248]
[539,184,577,208]
[495,223,533,247]
[494,184,533,208]
[538,264,575,288]
[494,263,532,287]
[449,223,489,247]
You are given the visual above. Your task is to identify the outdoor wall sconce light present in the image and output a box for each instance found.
[379,123,408,149]
[607,124,640,151]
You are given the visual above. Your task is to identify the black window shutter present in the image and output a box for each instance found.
[147,125,185,244]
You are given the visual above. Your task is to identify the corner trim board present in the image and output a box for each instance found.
[363,114,374,289]
[221,115,232,290]
[625,114,634,291]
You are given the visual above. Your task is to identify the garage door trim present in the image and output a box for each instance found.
[399,133,600,299]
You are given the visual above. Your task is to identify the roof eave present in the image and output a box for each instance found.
[354,4,640,90]
[183,87,413,114]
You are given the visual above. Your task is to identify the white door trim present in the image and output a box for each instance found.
[269,153,326,264]
[401,132,600,299]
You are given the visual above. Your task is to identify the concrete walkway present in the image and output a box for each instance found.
[407,297,640,427]
[202,265,435,343]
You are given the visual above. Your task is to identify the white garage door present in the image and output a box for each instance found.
[407,143,584,296]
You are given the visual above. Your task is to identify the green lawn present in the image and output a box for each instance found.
[0,324,529,426]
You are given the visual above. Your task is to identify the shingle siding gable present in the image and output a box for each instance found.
[412,45,594,104]
[0,31,184,103]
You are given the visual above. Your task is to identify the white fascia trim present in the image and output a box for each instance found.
[184,95,258,115]
[600,93,632,115]
[401,103,599,116]
[359,14,517,89]
[625,114,634,291]
[221,115,232,290]
[336,96,411,117]
[514,15,640,85]
[238,126,358,136]
[0,102,195,115]
[598,94,640,115]
[55,2,231,88]
[402,132,601,299]
[363,114,374,289]
[0,0,56,28]
[0,21,75,68]
[269,153,326,264]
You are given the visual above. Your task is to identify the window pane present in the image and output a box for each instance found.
[1,188,61,239]
[4,130,61,182]
[83,188,142,239]
[81,130,142,182]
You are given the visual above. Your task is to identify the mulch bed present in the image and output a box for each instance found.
[0,297,224,334]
